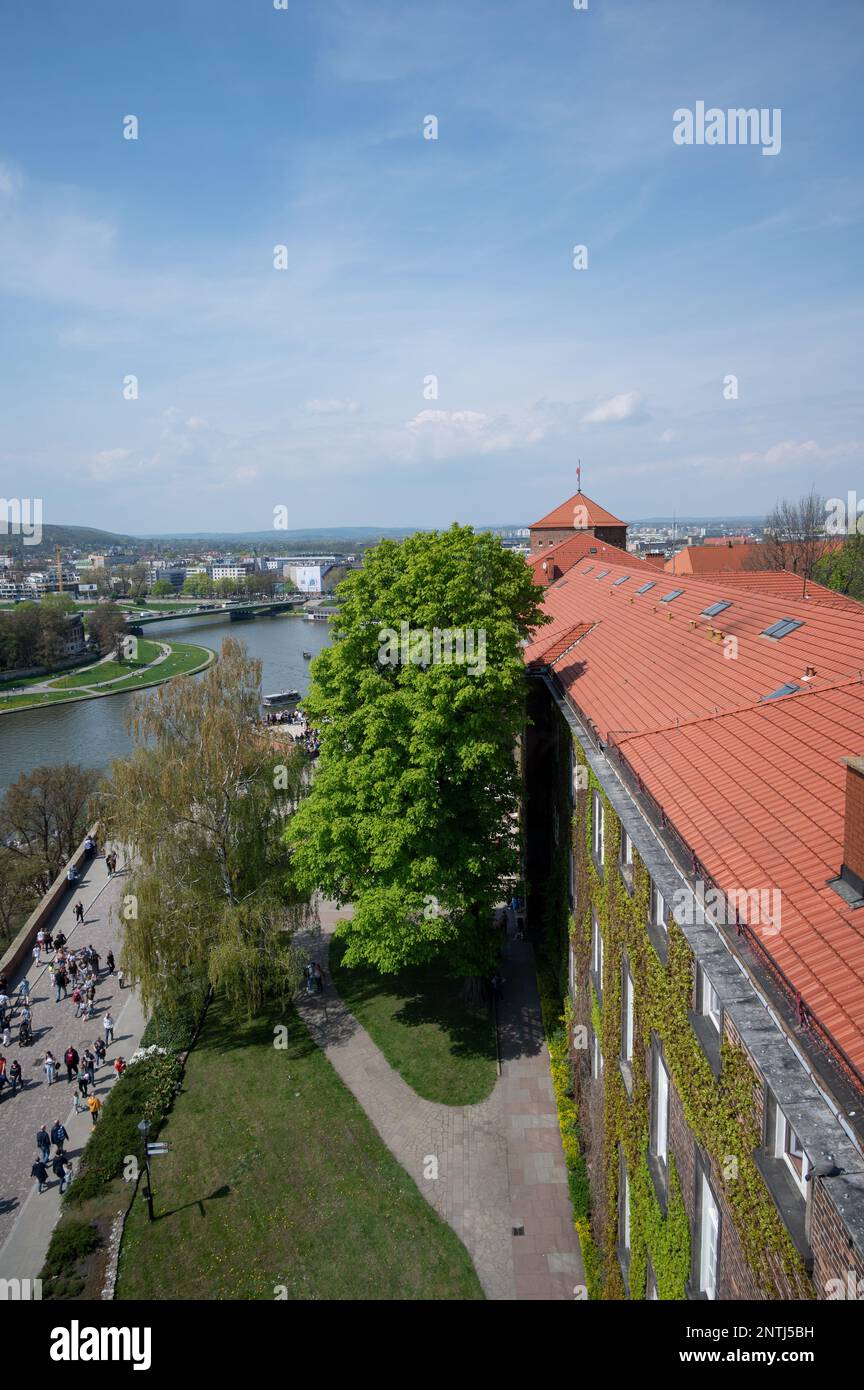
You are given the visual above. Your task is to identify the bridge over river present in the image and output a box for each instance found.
[125,597,304,634]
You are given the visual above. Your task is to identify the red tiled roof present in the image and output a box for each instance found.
[667,540,843,575]
[527,621,594,669]
[526,554,864,1072]
[527,532,647,586]
[682,569,861,611]
[619,684,864,1071]
[530,489,627,531]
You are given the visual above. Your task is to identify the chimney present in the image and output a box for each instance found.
[841,757,864,893]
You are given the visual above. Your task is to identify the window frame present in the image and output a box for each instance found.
[592,790,605,871]
[697,1171,720,1300]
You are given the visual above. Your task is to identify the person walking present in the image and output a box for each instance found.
[1,1020,10,1049]
[86,1093,102,1126]
[76,1067,89,1101]
[83,1048,96,1086]
[51,1153,67,1190]
[117,968,124,990]
[18,977,30,1006]
[31,1159,49,1194]
[103,1011,115,1045]
[74,901,84,926]
[94,1036,106,1069]
[32,943,41,967]
[113,1056,126,1079]
[64,1045,79,1084]
[60,1158,73,1194]
[43,1050,57,1086]
[36,1125,51,1164]
[8,1058,22,1095]
[50,1120,69,1156]
[106,951,115,977]
[54,967,67,1003]
[71,986,83,1018]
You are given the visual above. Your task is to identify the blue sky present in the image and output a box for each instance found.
[0,0,861,534]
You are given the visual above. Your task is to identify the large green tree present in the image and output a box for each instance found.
[0,763,100,892]
[286,525,547,997]
[815,532,864,600]
[101,637,310,1020]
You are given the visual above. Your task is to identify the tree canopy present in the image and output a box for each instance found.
[286,525,548,983]
[101,637,310,1019]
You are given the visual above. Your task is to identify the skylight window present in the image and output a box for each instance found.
[635,582,656,595]
[761,683,800,701]
[613,576,631,587]
[660,588,684,603]
[596,568,610,578]
[761,617,804,640]
[582,565,594,574]
[702,600,732,617]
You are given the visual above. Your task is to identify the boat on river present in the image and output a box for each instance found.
[262,689,300,708]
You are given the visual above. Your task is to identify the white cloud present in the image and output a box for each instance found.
[581,391,647,425]
[305,398,360,415]
[658,428,679,444]
[737,439,862,471]
[403,409,545,460]
[0,162,21,198]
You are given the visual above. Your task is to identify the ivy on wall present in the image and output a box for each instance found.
[544,712,812,1300]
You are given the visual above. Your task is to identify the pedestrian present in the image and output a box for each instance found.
[74,901,84,926]
[113,1056,126,1078]
[103,1012,115,1045]
[43,1050,57,1085]
[1,1021,10,1049]
[50,1120,69,1156]
[31,1159,49,1193]
[54,967,67,1003]
[60,1158,73,1194]
[76,1067,89,1100]
[304,961,317,995]
[71,986,83,1018]
[54,930,66,950]
[117,969,124,990]
[68,957,78,983]
[83,1048,96,1086]
[86,1093,101,1126]
[52,1153,66,1189]
[64,1045,79,1083]
[313,961,326,994]
[36,1125,51,1163]
[32,943,41,967]
[106,950,115,977]
[94,1037,106,1068]
[91,950,100,975]
[9,1058,22,1095]
[18,977,30,1005]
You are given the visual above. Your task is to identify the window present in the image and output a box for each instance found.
[761,617,804,640]
[698,966,721,1033]
[621,965,634,1065]
[619,1149,631,1260]
[772,1104,810,1198]
[651,1045,669,1169]
[697,1173,720,1299]
[660,588,684,603]
[596,568,610,578]
[592,791,605,867]
[568,844,575,906]
[701,600,732,617]
[635,581,656,594]
[582,564,594,574]
[592,1029,604,1079]
[591,909,604,1002]
[646,1264,659,1300]
[761,682,800,701]
[568,941,576,998]
[613,575,630,587]
[652,885,667,932]
[620,829,634,892]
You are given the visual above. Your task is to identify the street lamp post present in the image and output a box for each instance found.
[138,1118,154,1222]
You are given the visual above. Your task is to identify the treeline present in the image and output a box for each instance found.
[0,764,100,951]
[0,598,81,673]
[180,572,278,599]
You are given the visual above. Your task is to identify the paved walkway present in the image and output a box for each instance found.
[0,848,147,1283]
[296,901,584,1301]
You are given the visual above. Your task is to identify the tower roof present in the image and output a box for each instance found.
[530,489,627,531]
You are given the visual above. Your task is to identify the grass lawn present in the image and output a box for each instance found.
[48,639,163,689]
[116,1002,483,1301]
[329,938,498,1106]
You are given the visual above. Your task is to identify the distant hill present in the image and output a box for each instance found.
[3,523,139,554]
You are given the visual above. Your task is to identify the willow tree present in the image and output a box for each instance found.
[286,525,548,1000]
[101,637,310,1020]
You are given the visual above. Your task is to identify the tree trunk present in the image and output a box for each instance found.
[462,974,489,1007]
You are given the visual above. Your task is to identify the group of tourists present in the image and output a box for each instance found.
[31,1121,74,1194]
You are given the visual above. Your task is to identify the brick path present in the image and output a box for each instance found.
[0,848,144,1279]
[297,900,585,1301]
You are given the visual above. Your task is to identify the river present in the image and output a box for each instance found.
[0,612,332,795]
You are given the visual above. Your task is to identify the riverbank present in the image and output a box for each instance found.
[0,640,215,716]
